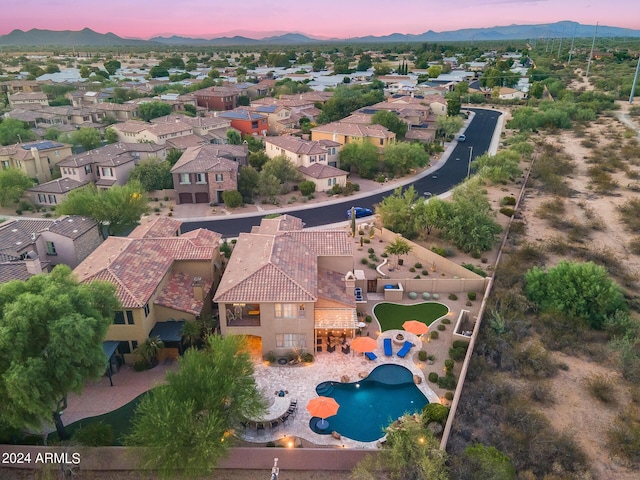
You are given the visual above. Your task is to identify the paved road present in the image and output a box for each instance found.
[182,108,502,237]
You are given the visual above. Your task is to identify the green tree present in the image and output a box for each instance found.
[0,265,119,440]
[138,101,172,122]
[125,335,267,478]
[312,57,326,72]
[454,444,516,480]
[472,149,522,184]
[166,148,183,166]
[338,142,380,179]
[226,129,242,145]
[525,261,627,329]
[447,95,461,117]
[351,415,448,480]
[238,165,260,202]
[427,65,442,78]
[104,127,119,144]
[128,157,173,191]
[103,59,121,75]
[371,111,408,140]
[222,190,243,208]
[374,64,392,76]
[357,54,372,71]
[69,127,101,151]
[436,115,464,143]
[44,127,62,141]
[299,180,316,196]
[248,150,268,171]
[413,196,448,236]
[383,142,430,176]
[376,186,419,238]
[257,171,280,199]
[385,237,413,268]
[149,65,169,78]
[0,118,36,145]
[57,181,149,236]
[261,155,301,188]
[0,168,34,207]
[183,104,196,116]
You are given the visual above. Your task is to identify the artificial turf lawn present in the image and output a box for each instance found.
[373,302,449,332]
[48,391,149,445]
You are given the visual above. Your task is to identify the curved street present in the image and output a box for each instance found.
[181,108,502,237]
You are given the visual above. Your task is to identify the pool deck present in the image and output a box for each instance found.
[56,330,439,449]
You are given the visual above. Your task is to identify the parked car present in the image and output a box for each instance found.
[458,134,466,142]
[346,207,373,219]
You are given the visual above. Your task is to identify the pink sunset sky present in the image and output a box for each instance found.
[1,0,639,39]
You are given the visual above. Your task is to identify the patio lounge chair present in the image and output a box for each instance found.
[383,338,393,356]
[397,341,414,358]
[365,351,377,361]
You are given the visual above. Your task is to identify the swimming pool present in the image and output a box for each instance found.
[311,364,428,442]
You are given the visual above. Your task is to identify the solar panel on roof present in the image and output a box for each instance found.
[21,141,64,150]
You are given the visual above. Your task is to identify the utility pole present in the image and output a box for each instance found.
[568,24,577,65]
[586,22,598,78]
[630,54,640,104]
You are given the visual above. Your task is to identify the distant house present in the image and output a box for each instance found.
[192,86,239,111]
[109,120,194,145]
[0,215,102,284]
[218,109,268,136]
[28,177,90,207]
[171,144,244,205]
[311,122,396,149]
[264,135,345,191]
[214,215,356,356]
[149,114,238,145]
[74,216,223,362]
[495,86,527,100]
[8,91,49,108]
[0,140,72,183]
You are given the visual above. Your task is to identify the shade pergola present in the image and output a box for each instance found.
[402,320,429,336]
[102,341,121,387]
[314,308,358,330]
[350,336,378,353]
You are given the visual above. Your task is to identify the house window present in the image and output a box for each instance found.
[38,194,46,203]
[1,160,9,169]
[319,155,325,162]
[55,150,59,157]
[117,341,131,354]
[298,304,306,317]
[131,340,138,351]
[380,139,384,146]
[328,179,332,187]
[310,156,316,163]
[48,195,57,204]
[180,173,191,184]
[274,303,297,318]
[275,333,307,349]
[196,173,206,184]
[46,241,57,255]
[114,311,125,324]
[144,303,150,317]
[126,310,134,325]
[215,173,223,182]
[84,165,92,174]
[102,167,113,177]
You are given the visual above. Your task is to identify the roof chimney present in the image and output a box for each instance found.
[192,276,204,301]
[25,251,42,275]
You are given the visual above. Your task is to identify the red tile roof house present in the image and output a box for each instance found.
[214,215,358,356]
[0,215,102,284]
[192,86,239,111]
[73,216,223,362]
[109,120,194,145]
[217,109,268,137]
[170,144,243,205]
[264,136,346,191]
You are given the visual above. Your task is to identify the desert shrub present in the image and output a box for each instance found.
[428,372,439,383]
[265,351,277,363]
[445,359,455,371]
[367,248,375,254]
[360,258,368,265]
[409,267,416,272]
[302,352,314,363]
[431,246,446,257]
[415,262,423,269]
[618,198,640,232]
[607,406,640,464]
[501,196,517,206]
[418,350,428,361]
[365,315,372,323]
[629,237,640,255]
[449,346,467,361]
[437,324,445,331]
[299,180,316,196]
[462,263,487,277]
[529,381,555,405]
[430,331,439,340]
[363,238,370,244]
[467,291,477,301]
[515,342,559,378]
[438,373,456,389]
[448,293,458,300]
[422,403,449,424]
[536,197,565,219]
[222,190,243,208]
[414,275,421,279]
[444,391,454,401]
[499,207,514,217]
[422,270,429,276]
[442,318,451,324]
[73,421,114,446]
[584,373,616,404]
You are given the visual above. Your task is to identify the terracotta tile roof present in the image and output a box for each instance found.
[165,134,208,150]
[265,136,332,156]
[170,145,239,174]
[112,120,148,134]
[0,262,32,283]
[311,122,395,139]
[128,216,183,239]
[214,216,352,304]
[317,268,355,306]
[154,271,212,315]
[298,163,347,180]
[47,216,98,240]
[0,218,50,253]
[74,228,220,309]
[28,177,89,194]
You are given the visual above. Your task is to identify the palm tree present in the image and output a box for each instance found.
[181,321,202,349]
[385,238,412,269]
[134,336,165,368]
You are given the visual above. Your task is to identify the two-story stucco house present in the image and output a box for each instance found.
[310,122,396,149]
[74,216,223,362]
[0,140,72,183]
[214,215,357,356]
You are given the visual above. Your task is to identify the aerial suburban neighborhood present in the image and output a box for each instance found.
[1,8,640,480]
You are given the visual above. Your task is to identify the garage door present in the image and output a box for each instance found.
[195,192,210,203]
[178,193,193,204]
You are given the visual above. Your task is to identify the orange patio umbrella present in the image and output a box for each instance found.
[306,396,340,430]
[402,320,429,336]
[350,336,378,353]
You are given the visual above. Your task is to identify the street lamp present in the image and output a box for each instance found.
[466,146,473,178]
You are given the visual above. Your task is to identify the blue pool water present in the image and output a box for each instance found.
[311,364,428,442]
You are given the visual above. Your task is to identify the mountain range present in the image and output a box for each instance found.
[1,22,639,47]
